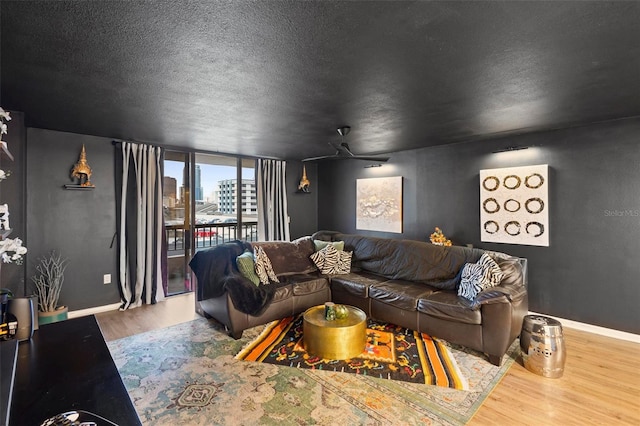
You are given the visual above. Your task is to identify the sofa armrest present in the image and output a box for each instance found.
[474,284,527,307]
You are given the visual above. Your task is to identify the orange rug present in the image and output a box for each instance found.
[235,314,469,390]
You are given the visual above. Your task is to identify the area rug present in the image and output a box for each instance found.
[107,318,517,426]
[235,315,468,390]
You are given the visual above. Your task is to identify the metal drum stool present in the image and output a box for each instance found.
[520,315,566,378]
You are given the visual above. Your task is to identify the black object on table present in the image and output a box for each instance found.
[9,315,141,425]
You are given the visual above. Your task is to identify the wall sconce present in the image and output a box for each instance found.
[492,146,529,154]
[364,163,383,169]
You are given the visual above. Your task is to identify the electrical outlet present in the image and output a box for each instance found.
[103,274,111,285]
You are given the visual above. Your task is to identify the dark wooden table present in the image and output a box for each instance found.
[10,315,141,425]
[0,340,18,426]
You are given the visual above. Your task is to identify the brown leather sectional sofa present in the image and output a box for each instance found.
[189,232,528,365]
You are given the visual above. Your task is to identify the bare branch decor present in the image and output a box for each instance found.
[32,251,69,312]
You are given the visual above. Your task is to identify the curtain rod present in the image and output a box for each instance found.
[112,140,287,162]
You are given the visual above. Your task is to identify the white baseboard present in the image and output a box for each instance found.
[68,302,121,319]
[529,311,640,344]
[66,304,639,344]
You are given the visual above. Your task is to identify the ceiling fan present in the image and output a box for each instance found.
[302,126,390,162]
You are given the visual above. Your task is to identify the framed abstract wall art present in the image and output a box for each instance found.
[480,164,549,246]
[356,176,403,233]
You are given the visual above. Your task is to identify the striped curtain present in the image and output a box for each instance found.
[257,159,290,241]
[116,142,166,310]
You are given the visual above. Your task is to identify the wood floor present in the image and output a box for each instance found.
[95,293,640,425]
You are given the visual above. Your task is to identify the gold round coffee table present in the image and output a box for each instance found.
[302,304,367,360]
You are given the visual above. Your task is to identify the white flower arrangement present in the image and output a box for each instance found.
[0,106,27,264]
[0,107,10,137]
[0,108,14,161]
[0,237,27,264]
[0,107,9,180]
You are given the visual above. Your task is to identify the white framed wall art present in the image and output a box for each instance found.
[480,164,549,246]
[356,176,403,233]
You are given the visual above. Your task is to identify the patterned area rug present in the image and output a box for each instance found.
[235,315,468,389]
[108,318,517,425]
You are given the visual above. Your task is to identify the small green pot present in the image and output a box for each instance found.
[38,306,68,325]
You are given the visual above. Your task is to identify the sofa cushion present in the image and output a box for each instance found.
[313,239,345,252]
[270,283,293,303]
[417,292,482,325]
[486,252,525,288]
[254,246,279,284]
[369,280,438,311]
[337,234,485,290]
[236,251,260,286]
[282,274,330,296]
[252,237,317,276]
[310,245,352,275]
[330,272,389,298]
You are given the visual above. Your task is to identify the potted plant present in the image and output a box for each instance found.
[32,251,69,325]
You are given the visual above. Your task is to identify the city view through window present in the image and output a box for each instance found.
[163,161,257,226]
[163,153,258,295]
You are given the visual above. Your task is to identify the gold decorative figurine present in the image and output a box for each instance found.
[70,144,94,187]
[298,165,310,192]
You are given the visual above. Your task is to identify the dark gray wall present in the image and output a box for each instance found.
[0,111,27,295]
[287,161,318,240]
[26,129,120,310]
[318,117,640,334]
[22,129,317,311]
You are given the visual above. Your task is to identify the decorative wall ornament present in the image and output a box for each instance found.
[356,176,403,233]
[297,164,310,193]
[480,164,549,246]
[65,144,95,189]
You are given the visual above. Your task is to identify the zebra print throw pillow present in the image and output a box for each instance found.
[254,246,279,285]
[457,253,504,300]
[458,262,485,300]
[478,253,504,287]
[310,244,352,275]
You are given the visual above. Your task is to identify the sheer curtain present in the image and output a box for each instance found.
[116,142,166,310]
[257,159,290,241]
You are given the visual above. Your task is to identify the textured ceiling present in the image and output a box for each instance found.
[2,1,639,160]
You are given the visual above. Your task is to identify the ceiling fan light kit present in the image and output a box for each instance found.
[302,126,390,163]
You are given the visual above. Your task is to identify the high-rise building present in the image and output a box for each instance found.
[194,165,204,202]
[163,176,177,207]
[217,179,257,215]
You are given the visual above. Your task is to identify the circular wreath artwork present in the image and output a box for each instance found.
[503,175,521,190]
[504,199,521,213]
[482,198,500,214]
[525,197,545,214]
[504,221,521,236]
[480,166,548,246]
[526,221,545,237]
[482,176,500,191]
[525,173,545,189]
[483,220,499,234]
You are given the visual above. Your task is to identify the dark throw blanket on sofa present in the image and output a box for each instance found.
[189,241,276,316]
